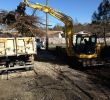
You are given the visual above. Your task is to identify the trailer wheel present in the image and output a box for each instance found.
[30,66,34,70]
[25,67,30,71]
[19,61,25,66]
[0,70,2,74]
[25,67,33,71]
[9,62,14,67]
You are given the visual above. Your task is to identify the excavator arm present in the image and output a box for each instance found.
[22,0,74,56]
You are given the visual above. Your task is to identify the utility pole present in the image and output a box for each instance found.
[46,0,49,50]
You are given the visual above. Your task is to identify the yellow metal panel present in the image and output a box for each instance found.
[76,54,97,59]
[0,38,7,42]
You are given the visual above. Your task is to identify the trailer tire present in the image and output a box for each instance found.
[9,62,14,67]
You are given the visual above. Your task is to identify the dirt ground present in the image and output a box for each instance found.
[0,50,110,100]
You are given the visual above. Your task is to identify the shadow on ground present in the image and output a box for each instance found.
[35,49,67,66]
[35,49,110,94]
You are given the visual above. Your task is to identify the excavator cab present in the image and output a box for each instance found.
[72,34,98,66]
[74,34,97,55]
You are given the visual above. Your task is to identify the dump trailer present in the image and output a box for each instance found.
[0,37,36,72]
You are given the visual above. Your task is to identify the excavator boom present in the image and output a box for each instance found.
[22,0,74,56]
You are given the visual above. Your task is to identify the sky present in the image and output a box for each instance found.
[0,0,108,27]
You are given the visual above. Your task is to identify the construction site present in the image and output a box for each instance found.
[0,0,110,100]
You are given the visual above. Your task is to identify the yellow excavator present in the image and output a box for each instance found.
[21,0,102,66]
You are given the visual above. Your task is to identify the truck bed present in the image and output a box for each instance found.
[0,37,36,71]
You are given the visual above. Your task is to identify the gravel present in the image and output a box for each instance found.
[0,50,110,100]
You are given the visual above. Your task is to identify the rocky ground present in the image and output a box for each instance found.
[0,50,110,100]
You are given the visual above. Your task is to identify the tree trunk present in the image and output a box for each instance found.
[103,27,107,46]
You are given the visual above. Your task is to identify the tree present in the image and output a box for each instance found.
[10,15,39,36]
[0,3,44,37]
[92,11,100,23]
[92,0,110,45]
[53,24,64,31]
[92,0,110,23]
